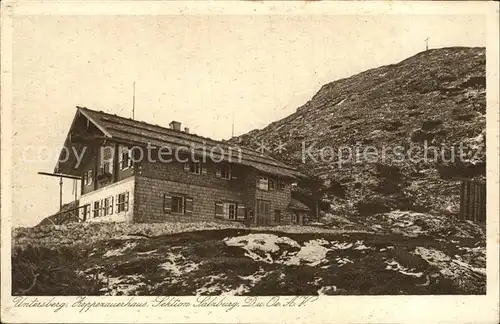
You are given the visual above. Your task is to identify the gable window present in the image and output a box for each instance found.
[163,194,193,216]
[83,170,93,186]
[257,176,269,190]
[216,164,231,180]
[120,150,132,170]
[269,179,275,191]
[116,192,129,212]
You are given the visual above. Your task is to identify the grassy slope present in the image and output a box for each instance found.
[12,214,485,296]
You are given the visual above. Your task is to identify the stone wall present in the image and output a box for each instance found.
[134,175,245,223]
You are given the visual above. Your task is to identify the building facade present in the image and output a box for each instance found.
[54,107,311,226]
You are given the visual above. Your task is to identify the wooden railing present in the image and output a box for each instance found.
[41,205,87,226]
[459,180,486,223]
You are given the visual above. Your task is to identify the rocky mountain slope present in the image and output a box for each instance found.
[231,47,486,217]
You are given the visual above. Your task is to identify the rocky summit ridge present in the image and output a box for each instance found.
[230,47,486,218]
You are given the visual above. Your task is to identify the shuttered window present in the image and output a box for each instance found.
[99,199,105,217]
[215,202,244,221]
[93,201,100,218]
[164,194,193,216]
[120,149,133,170]
[117,192,129,213]
[107,196,114,215]
[228,203,236,220]
[81,204,91,221]
[103,198,110,216]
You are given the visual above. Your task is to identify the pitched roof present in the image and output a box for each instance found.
[58,106,306,179]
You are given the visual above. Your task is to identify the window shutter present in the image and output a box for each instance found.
[124,192,129,212]
[109,196,114,214]
[215,202,224,218]
[223,203,229,219]
[164,194,172,213]
[237,205,246,220]
[183,163,190,172]
[115,194,119,209]
[185,197,193,216]
[215,167,222,178]
[201,164,208,175]
[100,199,104,217]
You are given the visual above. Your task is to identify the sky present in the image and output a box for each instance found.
[10,14,486,227]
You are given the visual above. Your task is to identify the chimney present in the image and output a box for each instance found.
[169,121,181,131]
[184,127,189,133]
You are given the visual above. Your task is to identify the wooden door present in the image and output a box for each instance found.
[256,200,271,226]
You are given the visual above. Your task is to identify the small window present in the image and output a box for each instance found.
[120,150,132,170]
[216,164,231,180]
[99,199,106,217]
[103,198,109,216]
[171,196,184,213]
[228,203,237,220]
[257,176,269,190]
[274,210,282,223]
[102,162,111,174]
[117,192,129,212]
[81,204,91,221]
[188,162,201,174]
[279,180,286,190]
[83,170,93,186]
[292,212,299,224]
[93,201,100,218]
[215,202,240,221]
